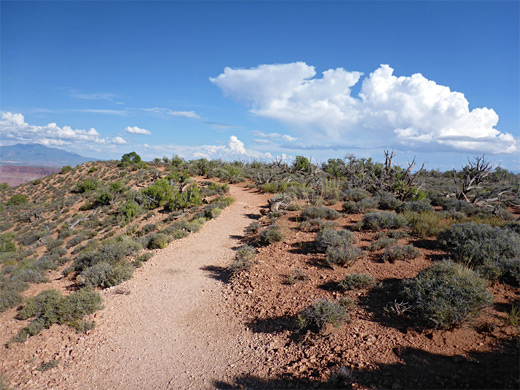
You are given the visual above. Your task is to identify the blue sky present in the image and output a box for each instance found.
[1,1,519,171]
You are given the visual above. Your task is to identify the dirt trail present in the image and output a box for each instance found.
[28,184,268,389]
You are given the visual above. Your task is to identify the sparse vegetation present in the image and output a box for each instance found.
[297,299,352,332]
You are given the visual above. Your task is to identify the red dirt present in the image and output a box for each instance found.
[1,183,518,389]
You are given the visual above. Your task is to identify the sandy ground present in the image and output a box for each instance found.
[11,184,268,389]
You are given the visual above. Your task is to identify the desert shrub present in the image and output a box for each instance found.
[285,269,309,285]
[244,222,261,236]
[34,254,60,270]
[397,201,433,214]
[73,236,141,272]
[382,244,421,262]
[258,182,286,193]
[70,320,95,334]
[14,289,101,341]
[66,233,87,249]
[338,273,375,290]
[266,211,284,224]
[341,188,371,202]
[376,192,403,210]
[369,237,396,251]
[60,166,72,174]
[301,206,340,221]
[326,244,361,267]
[229,245,257,275]
[257,225,284,246]
[316,229,355,251]
[7,194,28,206]
[141,179,174,209]
[200,182,229,197]
[11,267,48,284]
[297,299,351,332]
[117,200,141,224]
[500,258,520,286]
[0,290,24,312]
[438,223,520,272]
[93,190,113,206]
[0,233,16,252]
[73,178,98,193]
[161,223,190,240]
[166,184,202,211]
[505,222,520,235]
[146,233,169,249]
[299,218,336,232]
[399,261,493,329]
[360,211,408,231]
[440,198,479,216]
[80,261,134,288]
[141,223,157,236]
[45,238,64,252]
[342,198,378,214]
[404,211,453,238]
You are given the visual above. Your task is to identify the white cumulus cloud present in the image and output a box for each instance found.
[139,136,273,161]
[112,136,127,144]
[125,126,151,135]
[211,63,517,154]
[0,112,130,151]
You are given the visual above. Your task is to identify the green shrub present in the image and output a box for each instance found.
[166,184,202,211]
[7,194,28,206]
[396,201,433,214]
[0,290,23,312]
[360,211,408,231]
[94,190,114,206]
[399,261,493,329]
[257,225,284,246]
[297,299,351,332]
[376,192,403,210]
[338,273,375,290]
[147,233,169,249]
[299,218,336,232]
[341,188,371,202]
[301,206,340,221]
[230,245,257,275]
[404,211,453,238]
[244,222,261,235]
[382,244,421,262]
[60,166,72,174]
[0,233,16,252]
[73,178,99,193]
[141,179,174,209]
[326,244,361,267]
[14,289,102,341]
[500,258,520,286]
[73,236,141,272]
[316,229,355,251]
[342,198,378,214]
[118,200,141,223]
[80,262,134,288]
[369,237,396,251]
[438,223,520,273]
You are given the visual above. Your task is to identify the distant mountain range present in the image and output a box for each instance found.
[0,143,96,167]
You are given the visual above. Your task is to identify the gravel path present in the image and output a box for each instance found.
[31,184,268,389]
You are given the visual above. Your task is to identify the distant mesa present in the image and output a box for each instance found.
[0,143,96,167]
[0,143,97,187]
